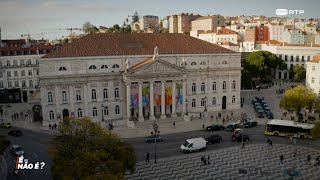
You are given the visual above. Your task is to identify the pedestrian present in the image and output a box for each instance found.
[216,116,218,122]
[202,124,205,129]
[11,115,14,120]
[226,115,229,122]
[211,115,213,121]
[267,139,272,147]
[280,154,284,165]
[201,155,205,165]
[54,123,57,129]
[307,155,311,165]
[49,124,51,130]
[173,121,175,127]
[316,156,320,165]
[218,113,221,119]
[231,111,233,117]
[200,113,202,119]
[20,112,23,116]
[223,118,225,124]
[146,152,150,163]
[16,113,18,119]
[207,155,210,164]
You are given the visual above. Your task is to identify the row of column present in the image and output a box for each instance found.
[126,81,185,121]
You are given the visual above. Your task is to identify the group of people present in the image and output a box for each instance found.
[49,123,57,130]
[11,112,22,120]
[201,155,210,165]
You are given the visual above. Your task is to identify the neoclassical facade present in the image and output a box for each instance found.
[39,33,241,127]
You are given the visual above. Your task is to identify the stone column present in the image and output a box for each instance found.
[160,81,166,119]
[182,80,186,114]
[126,83,131,119]
[69,85,75,117]
[138,83,144,121]
[171,81,177,118]
[149,82,155,120]
[83,84,89,116]
[21,91,24,103]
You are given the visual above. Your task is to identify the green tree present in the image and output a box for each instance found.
[83,22,98,34]
[314,98,320,114]
[293,65,306,81]
[279,85,316,113]
[49,117,136,180]
[311,121,320,138]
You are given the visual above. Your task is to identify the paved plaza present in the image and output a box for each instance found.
[126,144,320,180]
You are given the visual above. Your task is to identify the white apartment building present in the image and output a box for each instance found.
[197,28,241,45]
[283,28,305,44]
[266,23,284,41]
[39,33,241,128]
[191,15,225,32]
[306,54,320,95]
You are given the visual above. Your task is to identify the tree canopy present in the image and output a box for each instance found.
[293,65,306,81]
[83,22,98,34]
[311,121,320,139]
[279,85,316,112]
[49,117,136,180]
[132,11,139,23]
[244,51,286,78]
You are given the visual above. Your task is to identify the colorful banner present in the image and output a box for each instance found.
[154,83,161,106]
[165,85,172,105]
[130,85,138,108]
[142,85,150,107]
[176,83,183,105]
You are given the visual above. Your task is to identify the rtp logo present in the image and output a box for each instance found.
[275,9,304,16]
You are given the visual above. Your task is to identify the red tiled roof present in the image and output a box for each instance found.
[217,28,237,35]
[43,33,236,58]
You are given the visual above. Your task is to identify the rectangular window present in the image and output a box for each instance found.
[13,60,17,66]
[22,80,26,87]
[311,77,315,83]
[27,59,32,65]
[8,81,12,88]
[21,70,25,76]
[6,60,10,67]
[14,81,19,87]
[291,56,294,62]
[0,72,2,78]
[28,70,32,76]
[14,71,18,77]
[0,61,2,68]
[20,59,24,66]
[307,56,310,61]
[7,71,11,77]
[29,80,33,87]
[0,81,3,88]
[302,56,304,62]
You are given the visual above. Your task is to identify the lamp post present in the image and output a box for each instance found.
[185,99,188,115]
[101,104,104,122]
[241,112,247,148]
[151,121,159,164]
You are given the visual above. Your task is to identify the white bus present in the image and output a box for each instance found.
[265,119,314,139]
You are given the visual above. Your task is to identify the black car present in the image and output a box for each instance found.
[8,130,22,137]
[266,111,274,119]
[244,121,257,128]
[205,135,222,144]
[225,123,240,132]
[145,134,163,143]
[232,133,250,142]
[206,124,225,131]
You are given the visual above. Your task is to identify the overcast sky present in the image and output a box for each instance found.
[0,0,319,40]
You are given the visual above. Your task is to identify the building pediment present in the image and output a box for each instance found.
[126,58,188,76]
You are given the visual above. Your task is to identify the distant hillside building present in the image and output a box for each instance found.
[191,15,225,32]
[306,54,320,95]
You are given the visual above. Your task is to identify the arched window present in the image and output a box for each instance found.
[192,83,196,93]
[91,89,97,100]
[112,64,120,68]
[77,108,82,117]
[104,106,109,116]
[48,92,53,103]
[103,89,108,99]
[212,82,217,91]
[232,80,236,90]
[212,97,216,106]
[191,99,196,107]
[62,91,67,102]
[114,88,119,98]
[49,110,54,120]
[191,62,197,65]
[200,61,206,65]
[92,107,97,117]
[101,65,108,69]
[201,82,205,92]
[59,67,67,71]
[89,65,97,69]
[76,90,81,101]
[223,81,226,90]
[232,95,236,103]
[115,105,120,114]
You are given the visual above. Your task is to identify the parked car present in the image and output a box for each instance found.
[256,109,264,118]
[232,128,243,135]
[11,145,24,156]
[206,124,225,131]
[261,100,268,106]
[0,122,11,128]
[145,134,163,143]
[180,137,206,153]
[244,121,257,128]
[266,111,274,119]
[8,130,22,137]
[254,103,261,108]
[252,99,258,105]
[264,106,271,113]
[232,133,250,142]
[255,96,264,103]
[205,135,222,144]
[225,123,240,132]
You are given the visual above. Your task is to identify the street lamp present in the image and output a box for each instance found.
[204,96,207,112]
[151,121,160,164]
[101,104,104,122]
[185,99,188,115]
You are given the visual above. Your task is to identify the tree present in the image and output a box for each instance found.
[311,121,320,138]
[49,117,136,180]
[83,22,98,34]
[132,11,139,23]
[244,51,286,78]
[293,65,306,81]
[279,85,316,113]
[314,98,320,114]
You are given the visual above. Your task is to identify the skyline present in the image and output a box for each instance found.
[0,0,319,40]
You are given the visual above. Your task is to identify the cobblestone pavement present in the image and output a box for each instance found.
[126,144,320,180]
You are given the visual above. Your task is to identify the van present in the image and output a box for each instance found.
[180,137,206,153]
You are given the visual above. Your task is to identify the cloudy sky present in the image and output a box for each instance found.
[0,0,319,40]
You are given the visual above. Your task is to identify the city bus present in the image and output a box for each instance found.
[265,119,314,139]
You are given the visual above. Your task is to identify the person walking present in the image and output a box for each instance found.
[223,118,225,124]
[211,115,213,121]
[307,155,311,165]
[207,155,210,164]
[267,139,272,148]
[201,155,206,165]
[218,113,221,119]
[216,116,218,122]
[49,124,52,130]
[280,154,284,165]
[146,152,150,163]
[202,124,205,129]
[173,121,176,128]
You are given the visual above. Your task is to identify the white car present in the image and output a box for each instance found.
[11,145,24,156]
